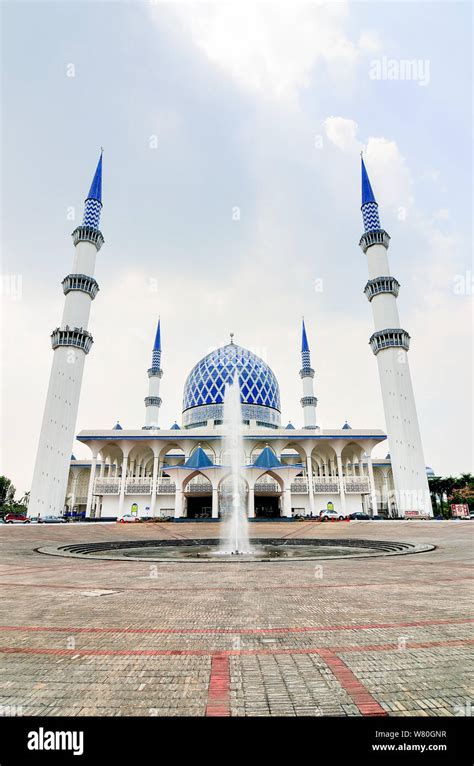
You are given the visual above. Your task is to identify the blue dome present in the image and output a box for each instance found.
[182,343,281,428]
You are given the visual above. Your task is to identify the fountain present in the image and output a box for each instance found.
[219,373,251,555]
[40,364,434,564]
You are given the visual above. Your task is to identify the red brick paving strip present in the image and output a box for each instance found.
[1,637,470,657]
[205,654,231,716]
[0,617,472,635]
[319,649,388,716]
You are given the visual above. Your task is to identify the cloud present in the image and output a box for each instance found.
[161,2,379,102]
[324,116,360,152]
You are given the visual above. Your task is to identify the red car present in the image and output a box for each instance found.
[4,514,30,524]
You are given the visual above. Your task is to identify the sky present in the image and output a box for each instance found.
[1,0,472,496]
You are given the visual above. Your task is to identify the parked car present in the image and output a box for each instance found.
[319,509,347,521]
[4,514,30,524]
[37,515,68,524]
[117,514,142,523]
[348,512,371,520]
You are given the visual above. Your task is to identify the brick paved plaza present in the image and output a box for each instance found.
[0,521,472,717]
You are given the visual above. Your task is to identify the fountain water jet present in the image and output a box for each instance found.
[219,373,251,555]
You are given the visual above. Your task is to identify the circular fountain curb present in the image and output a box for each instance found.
[36,538,435,563]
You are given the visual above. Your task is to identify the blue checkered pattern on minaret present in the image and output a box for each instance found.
[301,319,311,368]
[152,348,161,367]
[361,155,381,233]
[83,198,102,229]
[362,201,381,232]
[82,152,103,230]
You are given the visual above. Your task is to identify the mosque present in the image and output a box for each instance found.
[28,152,433,521]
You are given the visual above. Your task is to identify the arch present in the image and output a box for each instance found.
[182,470,213,520]
[160,444,186,475]
[279,441,306,468]
[254,470,284,492]
[311,443,337,477]
[182,470,213,493]
[340,441,366,478]
[127,444,154,477]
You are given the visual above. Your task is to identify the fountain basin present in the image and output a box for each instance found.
[37,538,434,563]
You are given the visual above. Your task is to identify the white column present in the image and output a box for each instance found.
[118,451,129,516]
[248,487,255,518]
[306,455,315,515]
[70,473,78,514]
[150,454,159,516]
[85,451,99,518]
[283,488,292,518]
[174,488,183,519]
[336,454,346,516]
[367,454,378,517]
[383,470,390,517]
[212,486,219,519]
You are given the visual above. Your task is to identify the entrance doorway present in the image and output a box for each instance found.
[186,496,212,519]
[255,496,280,518]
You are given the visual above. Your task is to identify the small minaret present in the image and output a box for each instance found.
[300,319,318,429]
[29,152,104,517]
[143,318,163,429]
[359,154,430,516]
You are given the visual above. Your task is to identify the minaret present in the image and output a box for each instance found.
[29,153,104,517]
[359,155,431,516]
[300,319,318,429]
[143,318,163,429]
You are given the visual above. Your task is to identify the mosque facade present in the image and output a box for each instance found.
[29,153,432,520]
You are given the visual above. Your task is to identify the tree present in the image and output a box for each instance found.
[0,476,15,506]
[429,473,474,517]
[0,476,27,517]
[428,476,442,515]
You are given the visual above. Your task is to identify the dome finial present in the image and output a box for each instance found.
[230,332,234,344]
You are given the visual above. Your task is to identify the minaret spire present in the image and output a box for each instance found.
[301,318,311,368]
[361,154,381,232]
[359,155,430,517]
[299,318,318,429]
[83,150,103,229]
[29,152,105,518]
[152,317,162,368]
[144,318,163,430]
